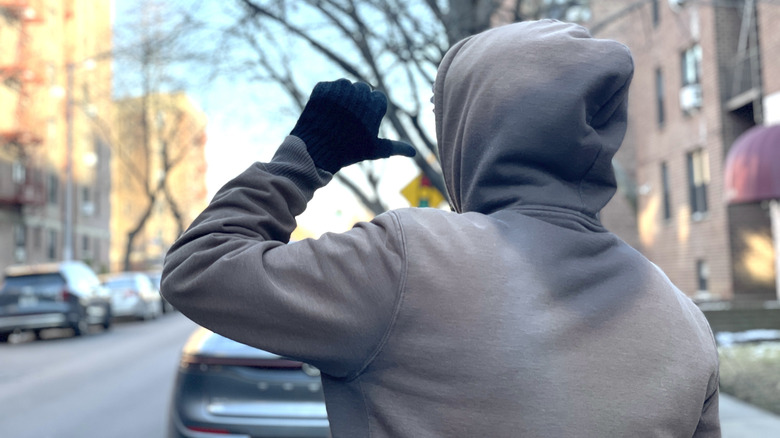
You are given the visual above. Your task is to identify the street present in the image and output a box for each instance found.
[0,312,198,438]
[2,310,780,437]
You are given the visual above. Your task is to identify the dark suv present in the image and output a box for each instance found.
[0,261,112,342]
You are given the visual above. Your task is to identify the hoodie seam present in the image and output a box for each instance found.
[435,36,473,214]
[507,205,606,230]
[357,378,374,437]
[345,210,409,382]
[578,58,633,213]
[577,145,605,213]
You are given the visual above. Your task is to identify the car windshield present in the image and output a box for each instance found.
[1,274,65,293]
[103,278,135,289]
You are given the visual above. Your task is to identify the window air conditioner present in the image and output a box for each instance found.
[679,84,702,112]
[82,202,95,216]
[668,0,688,12]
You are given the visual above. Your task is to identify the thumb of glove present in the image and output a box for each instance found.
[376,139,417,159]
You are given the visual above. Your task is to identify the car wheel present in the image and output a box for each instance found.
[140,304,152,321]
[102,306,112,331]
[0,332,10,343]
[33,329,44,340]
[72,316,89,337]
[149,302,160,320]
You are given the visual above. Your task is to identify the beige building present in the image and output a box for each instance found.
[581,0,777,301]
[110,92,208,272]
[0,0,113,273]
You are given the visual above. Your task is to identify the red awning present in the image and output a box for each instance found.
[724,124,780,204]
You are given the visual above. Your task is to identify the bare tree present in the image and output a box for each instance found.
[106,0,209,271]
[201,0,588,214]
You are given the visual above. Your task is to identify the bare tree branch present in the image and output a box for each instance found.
[208,0,592,215]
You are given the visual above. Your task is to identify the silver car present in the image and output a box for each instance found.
[101,272,163,321]
[146,270,175,314]
[0,261,112,342]
[168,327,331,438]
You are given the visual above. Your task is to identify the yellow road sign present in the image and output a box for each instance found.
[401,174,445,208]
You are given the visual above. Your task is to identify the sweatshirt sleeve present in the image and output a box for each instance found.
[161,135,407,379]
[693,367,721,437]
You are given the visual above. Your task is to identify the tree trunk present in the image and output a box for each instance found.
[122,195,157,271]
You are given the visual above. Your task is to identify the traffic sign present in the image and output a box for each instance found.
[401,174,445,208]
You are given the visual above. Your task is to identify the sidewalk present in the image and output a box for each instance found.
[720,393,780,437]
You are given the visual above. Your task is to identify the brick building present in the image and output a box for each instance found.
[0,0,113,273]
[582,0,777,301]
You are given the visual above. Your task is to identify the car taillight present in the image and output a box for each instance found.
[59,288,73,301]
[185,425,231,435]
[123,289,137,298]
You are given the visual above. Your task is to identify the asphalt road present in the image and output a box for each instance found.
[3,310,778,438]
[0,311,199,438]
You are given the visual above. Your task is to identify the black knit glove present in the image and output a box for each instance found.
[291,79,416,174]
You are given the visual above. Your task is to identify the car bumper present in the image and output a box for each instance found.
[0,313,68,332]
[170,401,330,438]
[111,299,145,318]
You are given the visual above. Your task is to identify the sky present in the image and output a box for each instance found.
[112,0,428,237]
[199,77,422,236]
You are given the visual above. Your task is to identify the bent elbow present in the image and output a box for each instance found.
[159,266,184,308]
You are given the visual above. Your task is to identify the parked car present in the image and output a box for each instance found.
[101,272,162,321]
[0,261,112,342]
[145,270,175,314]
[168,327,331,438]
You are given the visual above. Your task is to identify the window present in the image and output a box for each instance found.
[681,44,702,87]
[82,235,90,255]
[655,68,665,126]
[661,162,671,220]
[12,161,26,183]
[82,186,94,216]
[48,173,59,204]
[686,149,709,218]
[14,225,26,247]
[542,0,591,22]
[680,45,703,114]
[33,226,42,250]
[48,229,58,260]
[14,224,26,262]
[652,0,660,27]
[696,259,709,293]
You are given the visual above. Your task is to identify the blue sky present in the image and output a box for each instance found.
[111,0,426,235]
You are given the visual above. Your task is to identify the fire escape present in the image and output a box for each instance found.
[724,0,762,122]
[0,0,45,207]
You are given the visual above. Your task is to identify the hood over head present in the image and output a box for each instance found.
[434,20,634,218]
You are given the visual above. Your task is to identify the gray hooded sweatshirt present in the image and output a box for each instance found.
[162,20,720,438]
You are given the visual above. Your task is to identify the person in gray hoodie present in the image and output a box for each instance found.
[162,19,720,437]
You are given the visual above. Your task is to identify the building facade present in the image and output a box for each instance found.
[584,0,777,301]
[0,0,112,273]
[110,92,208,273]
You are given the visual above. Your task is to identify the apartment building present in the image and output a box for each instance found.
[583,0,777,301]
[0,0,112,273]
[110,92,208,272]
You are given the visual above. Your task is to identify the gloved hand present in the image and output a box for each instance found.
[291,79,416,174]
